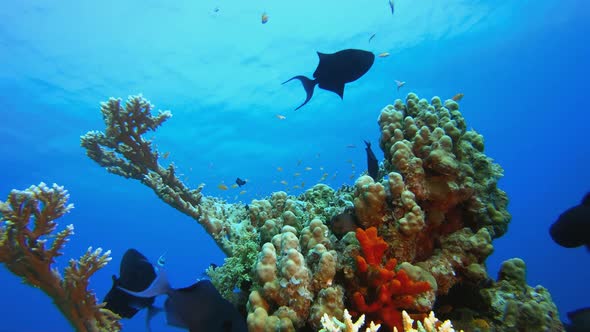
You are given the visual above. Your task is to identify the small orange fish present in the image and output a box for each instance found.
[280,180,288,185]
[239,190,247,195]
[378,52,390,58]
[261,12,269,24]
[218,184,228,190]
[276,114,286,120]
[452,93,464,101]
[231,184,239,189]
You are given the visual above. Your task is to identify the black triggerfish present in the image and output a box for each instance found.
[364,140,379,180]
[549,192,590,250]
[282,49,375,110]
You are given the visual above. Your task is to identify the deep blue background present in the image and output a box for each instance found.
[1,1,588,331]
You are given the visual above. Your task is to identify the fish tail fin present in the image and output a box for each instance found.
[282,75,317,110]
[363,140,370,147]
[119,265,171,298]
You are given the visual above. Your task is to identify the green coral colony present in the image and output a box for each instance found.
[0,93,565,331]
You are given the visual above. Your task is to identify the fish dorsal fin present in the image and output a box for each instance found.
[582,192,590,206]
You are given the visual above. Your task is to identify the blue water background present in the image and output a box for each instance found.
[1,1,588,331]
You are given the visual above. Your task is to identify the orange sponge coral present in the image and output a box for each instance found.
[353,227,431,331]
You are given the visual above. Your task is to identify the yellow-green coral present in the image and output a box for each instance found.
[0,183,120,332]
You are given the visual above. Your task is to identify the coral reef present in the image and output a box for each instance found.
[0,183,120,332]
[79,93,564,331]
[480,258,563,331]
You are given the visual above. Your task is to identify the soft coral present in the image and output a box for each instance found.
[352,227,431,331]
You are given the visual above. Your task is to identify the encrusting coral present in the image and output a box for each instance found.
[0,183,120,332]
[76,93,565,331]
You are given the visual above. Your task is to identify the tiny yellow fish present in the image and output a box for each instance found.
[239,190,247,195]
[304,167,312,171]
[452,93,464,101]
[378,52,390,58]
[280,180,288,185]
[162,151,170,159]
[231,184,239,189]
[346,159,352,163]
[294,172,301,177]
[277,167,283,172]
[276,114,286,120]
[293,185,300,189]
[349,174,355,180]
[261,12,269,24]
[218,184,228,190]
[301,182,305,188]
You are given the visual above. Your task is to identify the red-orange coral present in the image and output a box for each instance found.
[353,227,431,331]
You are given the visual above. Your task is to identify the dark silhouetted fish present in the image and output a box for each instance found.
[282,49,375,110]
[565,307,590,332]
[120,267,247,332]
[236,178,247,187]
[330,212,360,239]
[549,192,590,250]
[364,140,379,180]
[103,249,158,320]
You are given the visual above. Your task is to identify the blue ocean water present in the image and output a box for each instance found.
[1,0,588,331]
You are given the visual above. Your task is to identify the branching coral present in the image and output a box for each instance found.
[0,183,120,332]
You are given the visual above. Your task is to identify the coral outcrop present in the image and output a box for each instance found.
[76,93,564,331]
[0,183,120,332]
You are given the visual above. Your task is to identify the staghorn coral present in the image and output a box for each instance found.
[0,183,120,332]
[80,94,563,331]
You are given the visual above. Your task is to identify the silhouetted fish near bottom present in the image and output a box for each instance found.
[330,212,360,239]
[364,140,379,180]
[549,192,590,250]
[103,249,157,319]
[236,177,247,187]
[282,49,375,110]
[565,307,590,332]
[120,267,247,332]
